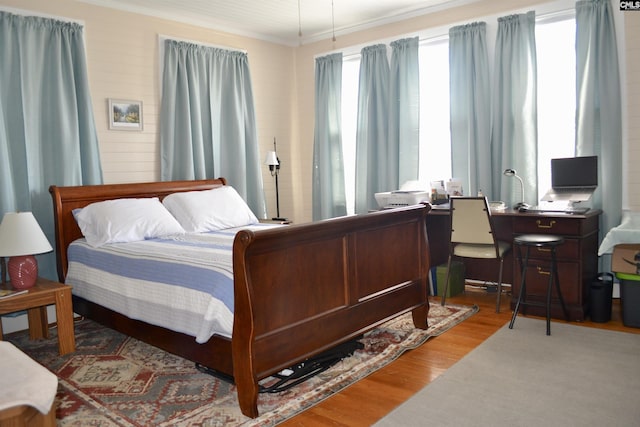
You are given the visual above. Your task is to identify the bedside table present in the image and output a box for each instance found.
[0,277,75,355]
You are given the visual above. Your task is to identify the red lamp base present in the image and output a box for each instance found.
[8,255,38,290]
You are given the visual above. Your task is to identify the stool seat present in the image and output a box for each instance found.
[509,234,569,335]
[514,234,564,247]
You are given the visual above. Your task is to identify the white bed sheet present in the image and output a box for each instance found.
[598,211,640,255]
[65,223,280,342]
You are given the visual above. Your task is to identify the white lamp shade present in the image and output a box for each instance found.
[264,151,279,166]
[0,212,53,257]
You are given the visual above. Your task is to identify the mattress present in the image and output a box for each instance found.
[65,223,279,343]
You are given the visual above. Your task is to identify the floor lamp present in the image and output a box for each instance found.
[264,138,287,221]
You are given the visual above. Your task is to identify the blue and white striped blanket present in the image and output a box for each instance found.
[65,223,279,343]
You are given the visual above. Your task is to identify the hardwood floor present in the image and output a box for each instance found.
[279,288,639,426]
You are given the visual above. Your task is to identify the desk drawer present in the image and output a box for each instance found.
[513,260,580,305]
[513,217,582,235]
[514,238,580,260]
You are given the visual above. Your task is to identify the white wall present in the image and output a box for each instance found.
[624,10,640,210]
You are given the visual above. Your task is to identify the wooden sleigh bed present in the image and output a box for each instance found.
[49,178,431,418]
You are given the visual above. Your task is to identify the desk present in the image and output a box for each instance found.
[427,208,601,321]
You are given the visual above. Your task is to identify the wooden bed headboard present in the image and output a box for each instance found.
[48,178,227,282]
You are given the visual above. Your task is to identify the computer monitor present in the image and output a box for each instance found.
[551,155,598,189]
[541,155,598,202]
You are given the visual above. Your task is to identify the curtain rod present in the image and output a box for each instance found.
[158,34,247,54]
[0,6,84,25]
[315,0,575,59]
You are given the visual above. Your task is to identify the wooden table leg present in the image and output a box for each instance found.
[0,404,56,427]
[54,287,75,355]
[27,307,49,340]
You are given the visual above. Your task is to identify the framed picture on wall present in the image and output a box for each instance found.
[108,99,143,131]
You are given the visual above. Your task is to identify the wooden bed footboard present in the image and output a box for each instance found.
[49,179,431,419]
[232,205,431,417]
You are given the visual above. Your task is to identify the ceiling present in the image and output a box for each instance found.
[80,0,477,46]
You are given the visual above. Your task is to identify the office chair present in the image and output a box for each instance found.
[440,197,512,312]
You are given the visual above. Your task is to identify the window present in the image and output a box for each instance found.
[342,55,360,215]
[418,38,451,186]
[535,16,576,199]
[340,13,576,212]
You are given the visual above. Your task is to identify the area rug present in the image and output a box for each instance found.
[375,317,640,427]
[7,302,477,426]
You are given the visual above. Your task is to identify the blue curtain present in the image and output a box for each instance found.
[448,22,491,198]
[491,11,538,208]
[160,40,266,219]
[0,12,102,280]
[312,53,347,220]
[354,44,390,214]
[389,37,420,188]
[575,0,622,242]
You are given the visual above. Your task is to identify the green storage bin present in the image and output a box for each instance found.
[616,273,640,328]
[436,261,465,298]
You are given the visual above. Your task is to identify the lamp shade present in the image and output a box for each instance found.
[0,212,53,257]
[264,151,279,166]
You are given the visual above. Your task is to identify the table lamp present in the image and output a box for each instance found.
[0,212,53,290]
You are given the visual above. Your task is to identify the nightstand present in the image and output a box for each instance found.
[0,277,75,355]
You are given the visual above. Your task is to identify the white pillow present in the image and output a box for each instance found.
[76,197,185,247]
[162,186,258,233]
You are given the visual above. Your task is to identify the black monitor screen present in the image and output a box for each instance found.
[551,156,598,188]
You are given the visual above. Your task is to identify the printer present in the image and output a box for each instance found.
[374,190,431,209]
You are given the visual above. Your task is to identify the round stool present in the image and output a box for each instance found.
[509,234,569,335]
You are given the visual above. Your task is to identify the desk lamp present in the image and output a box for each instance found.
[503,169,530,211]
[0,212,53,290]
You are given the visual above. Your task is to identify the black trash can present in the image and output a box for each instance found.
[590,272,614,323]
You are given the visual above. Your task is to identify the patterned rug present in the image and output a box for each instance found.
[7,301,477,426]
